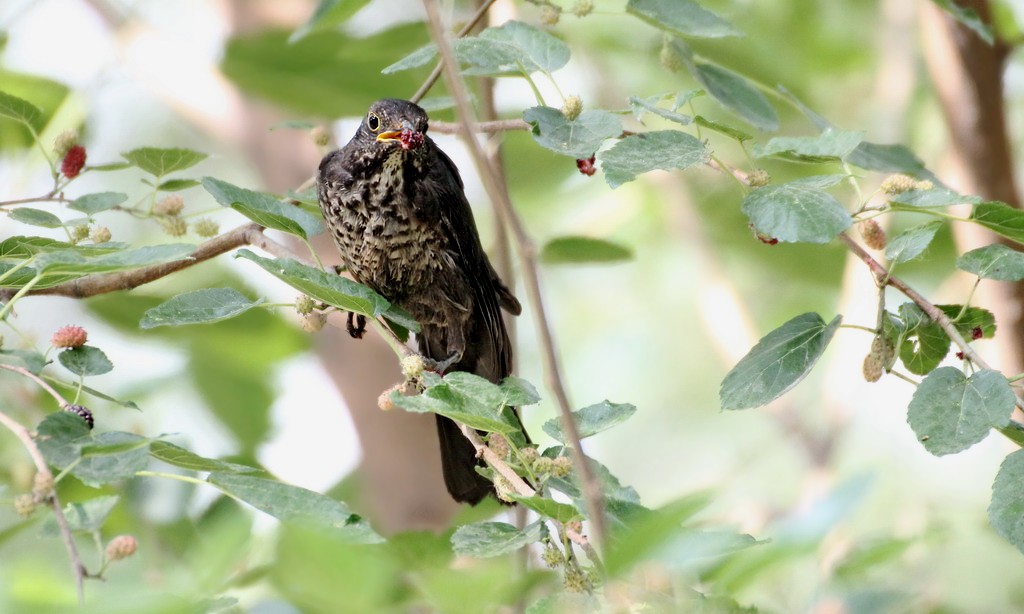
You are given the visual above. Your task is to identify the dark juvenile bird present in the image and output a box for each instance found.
[317,99,522,504]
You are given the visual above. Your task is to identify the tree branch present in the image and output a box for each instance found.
[0,408,87,604]
[410,0,501,104]
[430,119,530,135]
[22,223,283,298]
[420,0,609,551]
[0,364,69,407]
[840,231,1024,418]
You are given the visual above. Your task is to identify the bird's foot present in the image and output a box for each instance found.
[346,312,367,339]
[426,350,463,374]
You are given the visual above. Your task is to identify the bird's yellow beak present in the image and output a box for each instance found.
[376,130,402,142]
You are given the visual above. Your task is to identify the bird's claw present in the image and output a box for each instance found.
[426,350,462,374]
[346,312,367,339]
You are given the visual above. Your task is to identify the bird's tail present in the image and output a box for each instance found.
[435,414,493,505]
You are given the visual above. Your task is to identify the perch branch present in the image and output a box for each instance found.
[421,0,609,550]
[20,223,294,298]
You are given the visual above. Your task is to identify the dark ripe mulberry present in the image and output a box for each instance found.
[60,145,87,178]
[399,129,425,151]
[576,156,596,176]
[971,326,984,340]
[64,404,94,429]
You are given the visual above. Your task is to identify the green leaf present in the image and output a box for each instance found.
[741,179,852,244]
[507,495,580,523]
[40,496,119,537]
[542,447,644,529]
[68,192,128,214]
[626,0,741,38]
[390,380,521,435]
[936,304,996,339]
[149,440,258,473]
[908,368,1014,455]
[522,106,622,159]
[72,431,151,486]
[539,236,633,264]
[691,62,778,131]
[458,21,570,76]
[498,377,541,407]
[202,177,323,239]
[957,244,1024,281]
[848,141,931,178]
[290,0,373,42]
[34,243,195,276]
[604,495,713,577]
[884,221,943,264]
[889,188,980,208]
[58,345,113,376]
[234,249,417,331]
[752,128,864,162]
[0,90,42,129]
[140,288,264,329]
[833,537,915,580]
[8,207,63,228]
[157,178,201,192]
[628,95,692,125]
[0,235,70,257]
[35,412,91,470]
[0,75,69,150]
[87,162,132,172]
[542,401,637,444]
[381,44,438,74]
[989,449,1024,555]
[36,413,151,487]
[451,521,544,558]
[598,130,709,188]
[207,472,383,543]
[720,313,841,410]
[896,304,950,376]
[0,349,47,374]
[222,25,428,118]
[48,378,138,409]
[971,201,1024,245]
[930,0,994,44]
[122,147,207,177]
[694,115,753,142]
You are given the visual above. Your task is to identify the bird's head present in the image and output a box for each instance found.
[360,99,429,152]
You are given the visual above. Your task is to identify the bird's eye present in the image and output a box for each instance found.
[367,113,381,132]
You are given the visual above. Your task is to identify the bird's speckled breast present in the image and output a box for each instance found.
[321,153,447,300]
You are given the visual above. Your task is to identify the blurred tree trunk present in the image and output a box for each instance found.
[921,0,1024,386]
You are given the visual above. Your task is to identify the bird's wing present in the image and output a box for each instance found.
[420,141,515,378]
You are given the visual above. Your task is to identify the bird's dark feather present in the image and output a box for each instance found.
[317,99,521,504]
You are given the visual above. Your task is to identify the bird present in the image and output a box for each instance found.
[317,98,523,504]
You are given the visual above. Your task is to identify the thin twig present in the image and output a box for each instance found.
[430,119,530,134]
[459,424,603,567]
[410,0,501,104]
[840,231,1024,417]
[459,425,535,497]
[0,364,68,407]
[420,0,608,551]
[0,409,87,604]
[0,193,66,208]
